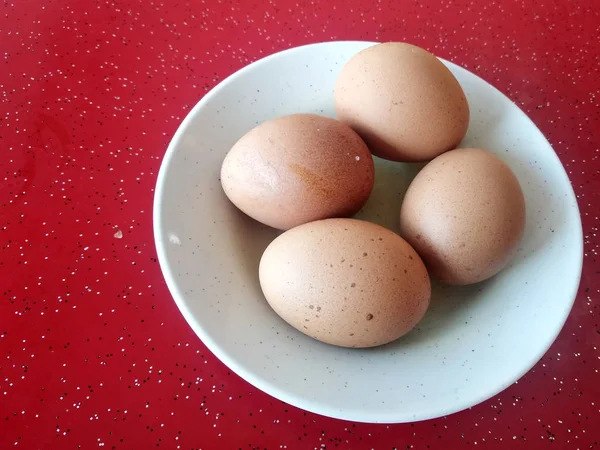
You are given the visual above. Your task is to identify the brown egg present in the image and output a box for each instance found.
[334,42,470,162]
[221,114,374,230]
[259,218,431,348]
[399,148,526,285]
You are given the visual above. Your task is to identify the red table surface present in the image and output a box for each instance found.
[1,0,599,448]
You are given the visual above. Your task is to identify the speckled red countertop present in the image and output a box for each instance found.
[1,0,598,448]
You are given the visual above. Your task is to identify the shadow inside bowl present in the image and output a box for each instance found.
[354,157,423,234]
[225,201,280,302]
[354,279,486,357]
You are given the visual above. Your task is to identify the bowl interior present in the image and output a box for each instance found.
[154,41,583,423]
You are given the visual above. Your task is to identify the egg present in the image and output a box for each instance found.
[259,218,431,348]
[220,114,374,230]
[334,42,470,162]
[399,148,526,285]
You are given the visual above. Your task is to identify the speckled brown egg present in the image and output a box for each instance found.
[399,148,526,285]
[220,113,374,230]
[334,42,470,162]
[259,218,431,348]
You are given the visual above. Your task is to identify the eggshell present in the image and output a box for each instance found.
[399,148,526,285]
[259,218,431,348]
[221,113,374,230]
[334,42,470,162]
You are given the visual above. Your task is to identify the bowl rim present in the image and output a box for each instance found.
[153,40,584,423]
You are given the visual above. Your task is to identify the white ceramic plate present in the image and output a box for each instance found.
[153,41,583,423]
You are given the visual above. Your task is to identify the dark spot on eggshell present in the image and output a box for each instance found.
[259,218,431,348]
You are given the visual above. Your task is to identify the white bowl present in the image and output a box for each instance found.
[153,41,583,423]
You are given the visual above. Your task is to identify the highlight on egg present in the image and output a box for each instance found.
[220,113,375,230]
[335,42,470,162]
[259,218,431,348]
